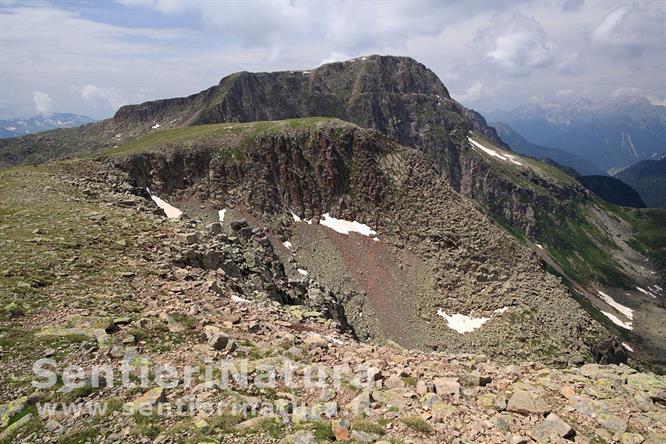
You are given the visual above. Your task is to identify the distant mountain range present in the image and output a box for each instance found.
[487,97,666,173]
[616,156,666,208]
[491,121,604,176]
[0,113,95,138]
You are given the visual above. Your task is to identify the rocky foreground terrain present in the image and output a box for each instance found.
[1,119,665,443]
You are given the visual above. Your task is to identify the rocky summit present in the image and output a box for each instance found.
[0,56,664,443]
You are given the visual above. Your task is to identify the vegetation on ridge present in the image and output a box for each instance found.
[104,117,343,157]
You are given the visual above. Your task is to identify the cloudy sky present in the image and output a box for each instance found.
[1,0,664,119]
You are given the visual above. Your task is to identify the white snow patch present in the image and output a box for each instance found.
[290,210,312,224]
[320,213,378,240]
[493,307,510,314]
[468,137,523,165]
[152,123,160,129]
[283,241,292,249]
[306,332,344,345]
[231,295,252,303]
[297,268,308,276]
[437,309,489,334]
[219,209,227,222]
[636,286,656,298]
[324,335,345,345]
[597,290,633,320]
[504,153,523,165]
[601,311,633,330]
[146,188,182,219]
[622,342,634,352]
[535,243,544,250]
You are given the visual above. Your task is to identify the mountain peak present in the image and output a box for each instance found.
[114,54,453,133]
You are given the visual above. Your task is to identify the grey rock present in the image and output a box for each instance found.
[208,332,235,352]
[207,222,222,234]
[532,413,575,441]
[177,232,198,244]
[507,389,550,416]
[351,430,380,443]
[433,377,461,401]
[293,430,317,444]
[597,413,627,433]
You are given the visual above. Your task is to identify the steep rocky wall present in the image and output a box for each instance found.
[1,55,581,244]
[111,125,608,364]
[113,56,579,239]
[115,126,393,225]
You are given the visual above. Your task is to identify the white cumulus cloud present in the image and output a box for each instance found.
[591,2,666,56]
[33,91,53,115]
[454,80,484,103]
[611,86,643,98]
[78,85,132,111]
[473,13,554,76]
[556,89,575,97]
[318,52,353,66]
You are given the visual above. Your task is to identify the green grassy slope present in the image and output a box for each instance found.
[104,117,343,157]
[468,133,662,289]
[615,207,666,277]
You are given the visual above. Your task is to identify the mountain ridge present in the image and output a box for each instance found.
[105,118,605,360]
[0,55,664,366]
[486,97,666,172]
[0,113,95,138]
[616,157,666,208]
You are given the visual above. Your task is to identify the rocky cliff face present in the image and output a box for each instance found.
[0,55,582,237]
[108,121,606,363]
[2,57,661,341]
[1,155,664,443]
[110,55,576,236]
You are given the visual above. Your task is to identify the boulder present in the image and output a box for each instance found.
[208,332,236,352]
[177,232,198,244]
[433,377,461,401]
[130,387,166,409]
[351,430,380,443]
[507,389,550,416]
[384,374,406,389]
[207,222,222,234]
[532,413,575,441]
[591,337,628,365]
[331,418,351,441]
[292,430,317,444]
